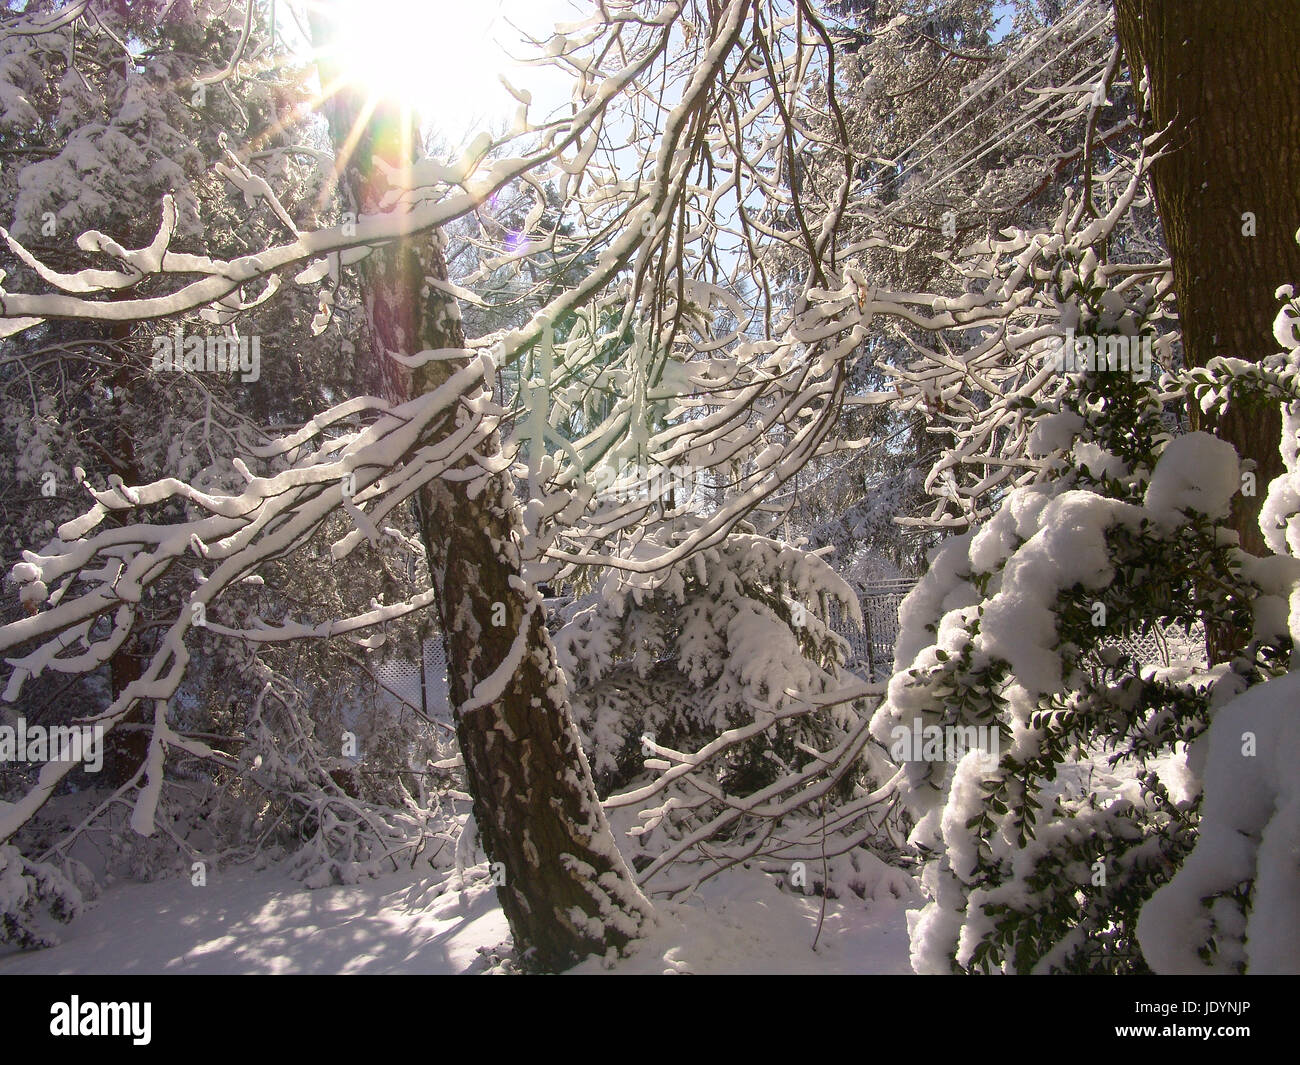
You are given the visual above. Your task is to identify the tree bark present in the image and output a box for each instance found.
[1112,0,1300,657]
[312,63,654,969]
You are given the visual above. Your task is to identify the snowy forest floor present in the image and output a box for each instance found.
[0,862,917,975]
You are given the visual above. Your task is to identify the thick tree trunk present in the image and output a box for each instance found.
[313,69,653,968]
[1112,1,1300,658]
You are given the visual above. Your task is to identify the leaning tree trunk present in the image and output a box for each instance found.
[1113,0,1300,659]
[312,68,653,968]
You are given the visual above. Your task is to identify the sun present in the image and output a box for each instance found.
[317,0,514,139]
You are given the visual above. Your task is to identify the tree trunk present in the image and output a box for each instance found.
[1112,0,1300,657]
[312,63,653,969]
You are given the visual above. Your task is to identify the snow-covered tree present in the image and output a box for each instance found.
[0,0,459,941]
[772,0,1139,565]
[1114,0,1300,566]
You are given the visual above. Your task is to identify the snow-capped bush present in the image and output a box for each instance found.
[558,522,865,797]
[0,845,84,950]
[874,284,1300,973]
[1136,669,1300,973]
[1135,288,1300,974]
[556,519,902,896]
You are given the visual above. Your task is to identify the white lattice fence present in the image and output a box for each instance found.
[372,640,450,718]
[830,578,918,682]
[1099,620,1207,668]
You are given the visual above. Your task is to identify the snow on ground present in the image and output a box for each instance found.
[0,862,917,975]
[574,868,916,974]
[0,868,510,975]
